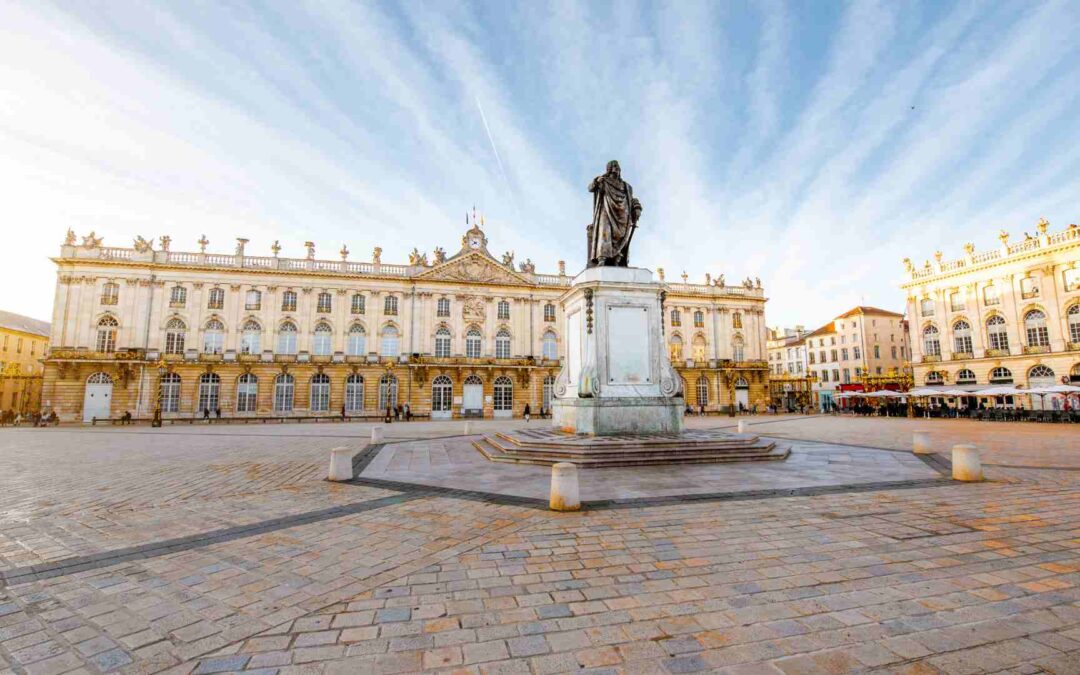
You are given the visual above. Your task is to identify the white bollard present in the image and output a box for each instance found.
[464,421,471,435]
[737,420,747,434]
[328,447,355,481]
[912,431,933,455]
[952,444,983,482]
[549,462,581,512]
[370,426,383,443]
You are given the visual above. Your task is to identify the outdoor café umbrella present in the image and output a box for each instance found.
[974,386,1025,396]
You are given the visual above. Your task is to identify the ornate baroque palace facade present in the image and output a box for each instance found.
[900,219,1080,399]
[44,219,768,422]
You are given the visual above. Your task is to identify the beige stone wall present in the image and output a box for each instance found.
[0,326,49,413]
[901,223,1080,389]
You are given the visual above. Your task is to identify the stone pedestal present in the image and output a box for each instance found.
[552,266,684,435]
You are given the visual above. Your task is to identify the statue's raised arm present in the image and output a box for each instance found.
[587,160,641,268]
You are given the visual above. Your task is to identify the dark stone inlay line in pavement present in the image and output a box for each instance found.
[0,492,421,587]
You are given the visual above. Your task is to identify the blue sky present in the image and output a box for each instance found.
[1,1,1077,327]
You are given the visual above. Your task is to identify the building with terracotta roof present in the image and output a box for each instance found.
[0,310,50,414]
[805,307,910,410]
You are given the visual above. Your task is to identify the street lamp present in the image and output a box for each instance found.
[153,362,165,428]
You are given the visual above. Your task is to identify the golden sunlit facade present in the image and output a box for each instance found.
[44,221,768,422]
[0,311,50,414]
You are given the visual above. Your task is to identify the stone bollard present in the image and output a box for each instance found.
[912,431,933,454]
[737,420,747,434]
[370,426,383,443]
[328,447,355,481]
[549,462,581,511]
[952,444,984,482]
[464,421,471,435]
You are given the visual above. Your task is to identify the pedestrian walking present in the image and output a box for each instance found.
[524,403,531,422]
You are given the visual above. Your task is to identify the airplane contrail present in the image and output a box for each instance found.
[475,96,522,228]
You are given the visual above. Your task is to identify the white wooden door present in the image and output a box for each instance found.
[463,383,483,414]
[735,388,749,411]
[83,374,113,422]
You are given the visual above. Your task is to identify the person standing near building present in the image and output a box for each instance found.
[523,403,531,422]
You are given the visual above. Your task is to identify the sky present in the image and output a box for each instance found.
[1,1,1078,327]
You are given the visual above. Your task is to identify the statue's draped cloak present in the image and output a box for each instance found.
[589,176,634,263]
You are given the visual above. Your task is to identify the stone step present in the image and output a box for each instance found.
[472,438,790,468]
[484,435,777,459]
[492,431,770,453]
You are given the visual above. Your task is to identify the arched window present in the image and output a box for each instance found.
[245,289,262,310]
[497,300,510,320]
[159,372,181,412]
[466,328,483,359]
[692,335,707,362]
[96,316,118,353]
[1029,365,1055,387]
[1069,305,1080,344]
[542,331,558,360]
[347,324,366,356]
[434,328,451,358]
[734,376,749,388]
[381,325,399,357]
[345,374,364,412]
[203,319,225,354]
[668,335,683,362]
[207,287,224,309]
[384,296,398,316]
[495,329,511,359]
[240,320,262,354]
[310,373,330,412]
[379,374,397,410]
[670,309,681,326]
[316,292,332,313]
[696,376,709,406]
[922,324,941,357]
[952,320,972,355]
[236,373,258,412]
[543,303,556,322]
[990,367,1013,384]
[542,375,555,411]
[986,315,1009,352]
[925,371,944,385]
[432,375,452,413]
[100,282,119,305]
[1024,310,1049,347]
[436,298,450,317]
[274,373,294,412]
[351,294,365,315]
[198,373,220,413]
[169,285,186,307]
[88,372,112,385]
[956,369,977,384]
[493,376,513,412]
[312,323,332,356]
[164,318,186,355]
[732,336,745,362]
[277,321,298,354]
[281,290,297,312]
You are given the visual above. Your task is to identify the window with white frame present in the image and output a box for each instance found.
[983,284,1000,305]
[345,374,364,412]
[956,369,976,384]
[922,324,941,356]
[96,316,118,353]
[317,292,332,313]
[236,374,258,412]
[493,376,513,411]
[693,310,704,327]
[670,309,681,326]
[732,336,745,362]
[925,371,943,385]
[245,290,261,310]
[198,373,220,413]
[1024,310,1049,347]
[1068,305,1080,343]
[436,298,450,317]
[101,282,119,306]
[431,375,452,412]
[203,320,225,355]
[169,285,186,307]
[495,329,511,359]
[542,331,557,360]
[696,376,708,406]
[953,320,973,354]
[312,323,332,355]
[277,322,298,354]
[274,374,294,412]
[497,300,510,320]
[986,315,1009,351]
[434,328,451,357]
[949,291,965,312]
[1065,268,1080,292]
[346,324,366,356]
[309,373,330,412]
[164,318,187,354]
[543,303,556,322]
[465,328,483,358]
[208,287,224,309]
[1020,276,1039,299]
[281,290,297,312]
[989,366,1013,383]
[351,294,365,314]
[384,296,398,315]
[240,320,261,354]
[380,325,399,357]
[920,298,935,317]
[159,372,181,412]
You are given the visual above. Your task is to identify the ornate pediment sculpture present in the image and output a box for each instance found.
[418,252,531,286]
[81,231,103,249]
[133,236,153,253]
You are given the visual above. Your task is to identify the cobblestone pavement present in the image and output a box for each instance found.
[0,419,1078,674]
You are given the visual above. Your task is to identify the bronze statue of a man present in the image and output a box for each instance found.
[587,160,642,267]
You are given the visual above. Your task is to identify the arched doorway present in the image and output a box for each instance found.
[83,372,113,423]
[493,376,513,418]
[431,375,453,419]
[462,375,483,417]
[734,376,750,411]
